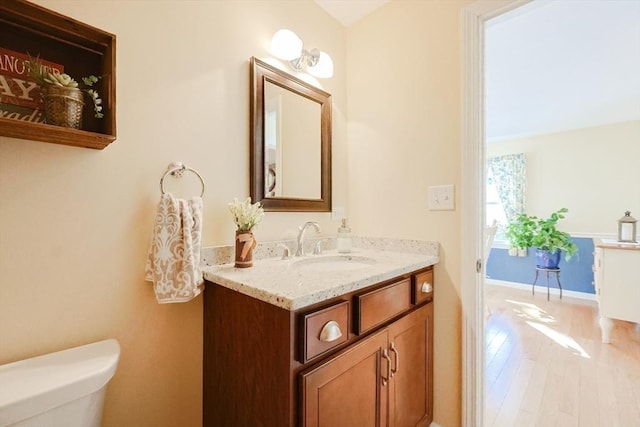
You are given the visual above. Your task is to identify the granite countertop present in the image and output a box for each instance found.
[202,245,439,311]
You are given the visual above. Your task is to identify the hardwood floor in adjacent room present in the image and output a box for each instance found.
[484,284,640,427]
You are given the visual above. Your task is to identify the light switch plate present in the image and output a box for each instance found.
[428,185,455,211]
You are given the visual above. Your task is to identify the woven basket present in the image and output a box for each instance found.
[42,86,84,129]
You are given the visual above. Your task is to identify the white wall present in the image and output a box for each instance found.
[0,1,346,426]
[488,120,640,235]
[347,1,472,425]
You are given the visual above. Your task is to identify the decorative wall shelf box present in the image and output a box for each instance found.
[0,0,116,149]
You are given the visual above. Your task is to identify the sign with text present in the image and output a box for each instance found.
[0,48,64,123]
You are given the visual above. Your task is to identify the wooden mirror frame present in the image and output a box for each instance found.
[250,57,332,212]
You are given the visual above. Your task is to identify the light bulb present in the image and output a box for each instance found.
[271,29,303,61]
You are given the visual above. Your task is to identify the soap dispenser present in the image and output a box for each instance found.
[337,218,352,253]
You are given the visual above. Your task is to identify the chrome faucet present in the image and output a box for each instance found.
[295,221,321,257]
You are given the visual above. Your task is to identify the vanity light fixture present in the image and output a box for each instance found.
[270,29,334,78]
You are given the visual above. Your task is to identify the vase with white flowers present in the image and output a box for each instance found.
[25,55,104,129]
[228,197,265,268]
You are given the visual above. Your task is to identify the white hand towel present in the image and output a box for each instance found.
[145,193,204,303]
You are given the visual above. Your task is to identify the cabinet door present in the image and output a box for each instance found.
[300,330,389,427]
[600,248,640,323]
[387,303,433,427]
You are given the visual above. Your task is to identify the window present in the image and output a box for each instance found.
[486,168,508,241]
[486,153,526,244]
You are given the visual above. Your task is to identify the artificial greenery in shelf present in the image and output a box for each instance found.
[25,55,104,119]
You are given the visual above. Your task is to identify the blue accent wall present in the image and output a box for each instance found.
[486,237,595,294]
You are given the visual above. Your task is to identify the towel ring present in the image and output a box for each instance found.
[160,162,205,197]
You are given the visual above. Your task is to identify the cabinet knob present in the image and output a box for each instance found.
[421,282,433,293]
[319,320,343,342]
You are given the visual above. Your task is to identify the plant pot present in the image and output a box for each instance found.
[235,230,257,268]
[535,249,561,269]
[42,86,84,129]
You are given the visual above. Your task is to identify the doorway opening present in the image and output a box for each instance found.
[464,0,640,425]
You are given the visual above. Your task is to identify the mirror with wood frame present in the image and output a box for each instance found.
[250,57,331,212]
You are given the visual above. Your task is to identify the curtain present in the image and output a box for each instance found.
[488,154,526,224]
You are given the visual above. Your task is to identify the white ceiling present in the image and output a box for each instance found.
[313,0,390,27]
[314,0,640,142]
[486,0,640,141]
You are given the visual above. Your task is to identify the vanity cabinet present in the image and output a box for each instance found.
[203,266,434,427]
[301,302,432,427]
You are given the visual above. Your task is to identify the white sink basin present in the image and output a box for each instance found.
[293,255,377,272]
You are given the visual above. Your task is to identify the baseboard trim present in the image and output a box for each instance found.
[430,423,443,427]
[485,278,597,301]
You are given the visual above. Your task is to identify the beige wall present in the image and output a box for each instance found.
[348,1,472,425]
[276,84,322,198]
[488,120,640,234]
[1,0,474,426]
[0,1,347,426]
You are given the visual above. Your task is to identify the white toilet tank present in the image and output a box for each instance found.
[0,339,120,427]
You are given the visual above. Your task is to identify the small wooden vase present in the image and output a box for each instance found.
[235,230,257,268]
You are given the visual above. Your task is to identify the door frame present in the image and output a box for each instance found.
[461,1,532,425]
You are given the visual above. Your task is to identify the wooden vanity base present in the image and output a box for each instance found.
[203,266,434,427]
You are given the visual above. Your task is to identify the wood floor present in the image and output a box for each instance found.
[484,284,640,427]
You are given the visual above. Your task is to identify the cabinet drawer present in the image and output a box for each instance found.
[354,279,411,335]
[300,300,349,363]
[413,269,434,305]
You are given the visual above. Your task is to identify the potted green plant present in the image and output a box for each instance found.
[24,55,103,129]
[505,207,578,269]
